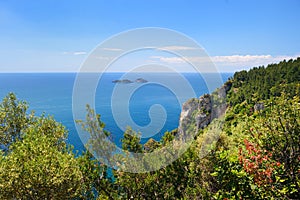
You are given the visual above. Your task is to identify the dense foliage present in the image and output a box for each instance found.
[228,57,300,105]
[0,57,299,199]
[0,93,108,199]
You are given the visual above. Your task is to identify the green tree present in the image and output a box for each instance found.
[76,105,116,166]
[247,94,300,198]
[121,126,143,153]
[212,92,300,199]
[0,93,31,151]
[76,105,120,199]
[0,93,103,199]
[0,116,83,199]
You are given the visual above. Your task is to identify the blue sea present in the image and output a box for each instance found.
[0,72,232,152]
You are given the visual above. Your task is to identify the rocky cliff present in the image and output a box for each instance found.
[178,82,232,137]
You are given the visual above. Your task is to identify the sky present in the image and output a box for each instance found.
[0,0,299,72]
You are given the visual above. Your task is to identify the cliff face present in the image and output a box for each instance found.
[178,82,231,136]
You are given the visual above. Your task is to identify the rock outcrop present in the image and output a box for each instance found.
[178,82,231,137]
[254,102,264,112]
[112,79,133,84]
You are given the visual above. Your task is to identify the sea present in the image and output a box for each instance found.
[0,72,232,152]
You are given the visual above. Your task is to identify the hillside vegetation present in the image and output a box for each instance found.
[228,57,300,105]
[0,58,299,199]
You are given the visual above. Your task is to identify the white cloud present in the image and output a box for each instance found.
[212,54,300,67]
[159,57,186,64]
[150,55,211,64]
[150,54,300,68]
[73,51,87,55]
[62,51,87,56]
[212,54,272,64]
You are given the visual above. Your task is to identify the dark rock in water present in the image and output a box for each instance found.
[112,79,133,84]
[112,80,121,83]
[121,79,133,83]
[135,78,148,83]
[112,78,147,84]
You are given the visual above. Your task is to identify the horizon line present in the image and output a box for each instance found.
[0,71,236,74]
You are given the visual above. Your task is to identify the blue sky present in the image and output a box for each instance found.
[0,0,299,72]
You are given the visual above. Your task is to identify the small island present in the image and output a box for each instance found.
[112,78,148,84]
[112,79,133,84]
[135,78,148,83]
